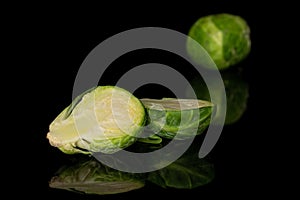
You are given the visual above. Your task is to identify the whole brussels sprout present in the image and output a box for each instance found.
[187,13,251,70]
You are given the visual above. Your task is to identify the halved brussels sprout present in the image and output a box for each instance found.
[47,86,146,154]
[140,98,213,140]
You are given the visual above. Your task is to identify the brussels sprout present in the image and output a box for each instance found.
[185,71,249,124]
[187,13,251,70]
[140,98,213,140]
[147,150,214,189]
[47,86,146,154]
[49,158,145,195]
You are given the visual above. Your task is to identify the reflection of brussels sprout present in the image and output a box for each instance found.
[141,98,213,140]
[47,86,146,154]
[147,152,214,189]
[49,158,145,195]
[187,13,251,70]
[186,71,249,124]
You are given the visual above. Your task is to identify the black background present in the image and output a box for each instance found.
[6,1,283,198]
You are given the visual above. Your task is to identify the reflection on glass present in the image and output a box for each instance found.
[147,150,214,189]
[186,70,249,125]
[49,157,145,195]
[49,143,214,195]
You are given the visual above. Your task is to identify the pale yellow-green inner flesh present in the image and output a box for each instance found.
[47,87,144,147]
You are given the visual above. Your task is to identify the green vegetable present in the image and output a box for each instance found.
[137,134,163,145]
[187,13,251,70]
[186,71,249,124]
[147,151,214,189]
[140,98,213,140]
[47,86,146,154]
[49,158,145,195]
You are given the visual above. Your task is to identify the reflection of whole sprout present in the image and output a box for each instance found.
[187,13,251,70]
[222,73,249,124]
[186,71,249,124]
[49,158,145,195]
